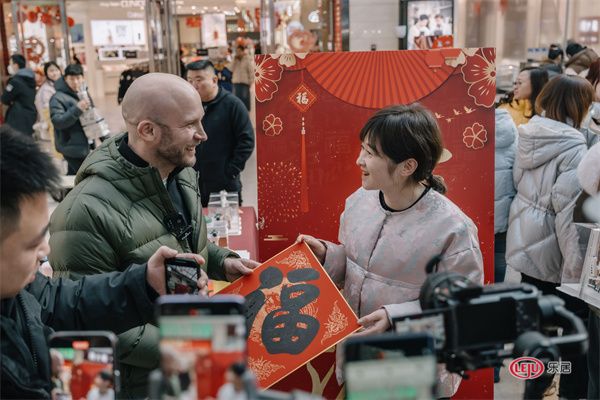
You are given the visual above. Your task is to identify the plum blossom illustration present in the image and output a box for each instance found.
[263,114,283,136]
[255,56,284,102]
[462,122,488,149]
[461,48,496,108]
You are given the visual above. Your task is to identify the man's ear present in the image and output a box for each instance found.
[136,120,157,142]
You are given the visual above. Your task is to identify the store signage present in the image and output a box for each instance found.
[99,1,144,8]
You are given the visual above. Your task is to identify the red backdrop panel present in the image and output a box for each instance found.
[255,49,496,399]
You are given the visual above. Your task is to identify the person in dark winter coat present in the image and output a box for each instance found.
[186,60,255,206]
[0,125,209,399]
[1,54,37,136]
[49,63,91,175]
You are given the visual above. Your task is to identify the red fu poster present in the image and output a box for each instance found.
[218,242,360,388]
[255,49,495,399]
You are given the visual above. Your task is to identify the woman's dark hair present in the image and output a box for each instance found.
[359,103,446,194]
[586,59,600,90]
[535,75,595,128]
[496,67,549,118]
[43,61,61,80]
[525,67,550,117]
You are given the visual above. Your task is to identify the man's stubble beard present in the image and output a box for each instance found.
[156,126,196,169]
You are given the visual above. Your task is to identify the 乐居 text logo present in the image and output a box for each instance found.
[509,357,545,380]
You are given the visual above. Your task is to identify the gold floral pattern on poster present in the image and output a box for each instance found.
[277,250,312,269]
[248,357,285,382]
[321,301,349,344]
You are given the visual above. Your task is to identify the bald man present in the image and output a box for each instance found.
[48,73,259,397]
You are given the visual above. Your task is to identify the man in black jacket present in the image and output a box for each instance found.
[186,60,255,206]
[0,125,208,398]
[49,63,92,175]
[1,54,37,136]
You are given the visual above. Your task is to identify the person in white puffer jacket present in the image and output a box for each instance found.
[507,76,595,284]
[507,75,596,399]
[494,108,518,283]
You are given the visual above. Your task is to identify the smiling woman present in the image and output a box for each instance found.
[297,103,483,398]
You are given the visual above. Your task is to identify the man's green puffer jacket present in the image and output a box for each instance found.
[49,134,237,398]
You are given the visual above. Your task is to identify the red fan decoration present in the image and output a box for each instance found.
[303,51,455,108]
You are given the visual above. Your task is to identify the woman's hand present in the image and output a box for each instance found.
[296,234,326,264]
[355,309,391,336]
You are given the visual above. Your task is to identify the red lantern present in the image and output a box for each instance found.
[34,6,41,13]
[27,10,38,23]
[40,13,52,25]
[185,16,201,28]
[67,16,75,27]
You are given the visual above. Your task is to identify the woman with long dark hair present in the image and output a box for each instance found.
[298,103,483,398]
[498,67,549,126]
[507,75,596,399]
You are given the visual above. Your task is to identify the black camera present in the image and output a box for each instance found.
[395,271,587,371]
[392,269,588,399]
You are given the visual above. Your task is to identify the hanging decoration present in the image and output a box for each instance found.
[289,75,317,213]
[17,5,72,27]
[185,16,201,28]
[27,11,38,23]
[24,37,45,63]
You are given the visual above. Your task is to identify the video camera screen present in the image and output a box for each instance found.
[158,313,246,399]
[394,311,446,350]
[454,301,517,348]
[344,333,436,400]
[50,341,115,400]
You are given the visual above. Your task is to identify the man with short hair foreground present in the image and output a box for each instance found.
[48,72,259,396]
[0,126,205,398]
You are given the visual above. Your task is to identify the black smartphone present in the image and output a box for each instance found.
[344,332,437,400]
[48,331,118,400]
[165,257,200,295]
[152,295,246,399]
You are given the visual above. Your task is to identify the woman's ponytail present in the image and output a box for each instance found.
[426,174,447,194]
